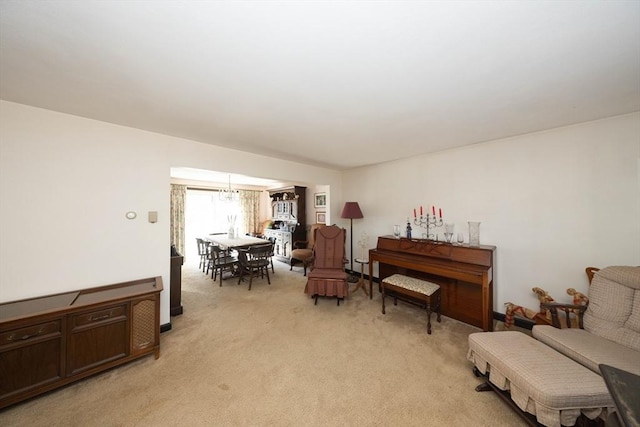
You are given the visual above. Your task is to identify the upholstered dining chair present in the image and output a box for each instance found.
[304,225,348,305]
[208,245,238,286]
[237,243,273,290]
[290,223,325,275]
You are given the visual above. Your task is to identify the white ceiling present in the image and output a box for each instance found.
[1,1,639,170]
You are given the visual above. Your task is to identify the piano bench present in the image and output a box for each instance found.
[381,274,442,334]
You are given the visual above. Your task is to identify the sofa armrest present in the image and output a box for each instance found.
[541,302,588,329]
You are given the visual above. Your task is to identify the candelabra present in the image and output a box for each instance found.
[413,213,443,240]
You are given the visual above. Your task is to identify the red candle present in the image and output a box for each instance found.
[439,208,442,218]
[432,205,435,215]
[420,205,423,215]
[413,208,416,218]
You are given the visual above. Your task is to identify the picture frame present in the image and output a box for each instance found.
[316,211,326,224]
[314,192,326,208]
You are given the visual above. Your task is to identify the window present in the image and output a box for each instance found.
[184,189,243,263]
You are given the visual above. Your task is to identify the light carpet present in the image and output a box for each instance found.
[0,259,525,426]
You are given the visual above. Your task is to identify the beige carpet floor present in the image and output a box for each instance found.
[0,259,526,426]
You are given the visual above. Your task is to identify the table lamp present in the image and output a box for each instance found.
[341,201,364,283]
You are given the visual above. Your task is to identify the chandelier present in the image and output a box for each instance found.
[219,175,240,202]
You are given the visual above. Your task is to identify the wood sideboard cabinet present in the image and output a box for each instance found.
[0,276,162,409]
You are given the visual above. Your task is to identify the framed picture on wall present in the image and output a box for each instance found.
[316,212,326,224]
[314,192,326,208]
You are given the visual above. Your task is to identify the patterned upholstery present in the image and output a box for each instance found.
[532,327,640,376]
[468,331,613,427]
[381,274,441,334]
[290,223,325,275]
[304,226,348,305]
[583,266,640,351]
[474,266,639,426]
[382,274,440,296]
[533,266,640,375]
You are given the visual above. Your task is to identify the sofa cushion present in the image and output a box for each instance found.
[468,331,613,427]
[583,266,640,351]
[532,325,640,376]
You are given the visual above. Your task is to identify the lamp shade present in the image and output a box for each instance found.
[341,202,363,219]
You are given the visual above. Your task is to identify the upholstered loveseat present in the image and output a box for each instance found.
[467,266,639,426]
[532,266,640,377]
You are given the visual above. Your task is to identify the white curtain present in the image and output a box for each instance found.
[240,190,261,235]
[170,184,187,256]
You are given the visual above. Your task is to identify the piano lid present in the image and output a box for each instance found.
[374,236,495,268]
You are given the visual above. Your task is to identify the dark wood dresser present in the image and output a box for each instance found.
[0,276,162,409]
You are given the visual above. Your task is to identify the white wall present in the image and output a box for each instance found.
[0,101,170,314]
[342,112,640,313]
[2,99,637,321]
[0,101,342,325]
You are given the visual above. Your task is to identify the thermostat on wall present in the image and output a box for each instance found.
[125,211,137,220]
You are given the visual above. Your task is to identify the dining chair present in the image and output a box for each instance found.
[209,245,239,286]
[196,238,210,273]
[246,233,274,273]
[237,243,273,290]
[266,236,276,273]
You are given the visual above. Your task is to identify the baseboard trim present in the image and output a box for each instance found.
[352,274,534,330]
[493,312,535,330]
[160,322,172,333]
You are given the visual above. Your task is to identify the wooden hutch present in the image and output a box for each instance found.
[264,186,306,261]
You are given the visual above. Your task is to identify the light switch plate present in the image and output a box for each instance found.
[148,211,158,223]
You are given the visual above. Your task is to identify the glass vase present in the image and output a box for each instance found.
[444,223,454,243]
[468,221,480,247]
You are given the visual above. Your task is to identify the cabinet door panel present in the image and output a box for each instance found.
[67,305,128,376]
[0,330,63,397]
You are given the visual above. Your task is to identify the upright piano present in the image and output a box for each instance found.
[369,236,496,331]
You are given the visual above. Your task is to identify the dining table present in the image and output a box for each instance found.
[206,234,270,251]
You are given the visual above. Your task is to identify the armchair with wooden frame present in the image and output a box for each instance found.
[304,225,349,305]
[532,265,640,376]
[290,223,325,276]
[539,267,598,329]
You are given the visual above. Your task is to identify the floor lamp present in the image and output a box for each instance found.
[341,201,363,283]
